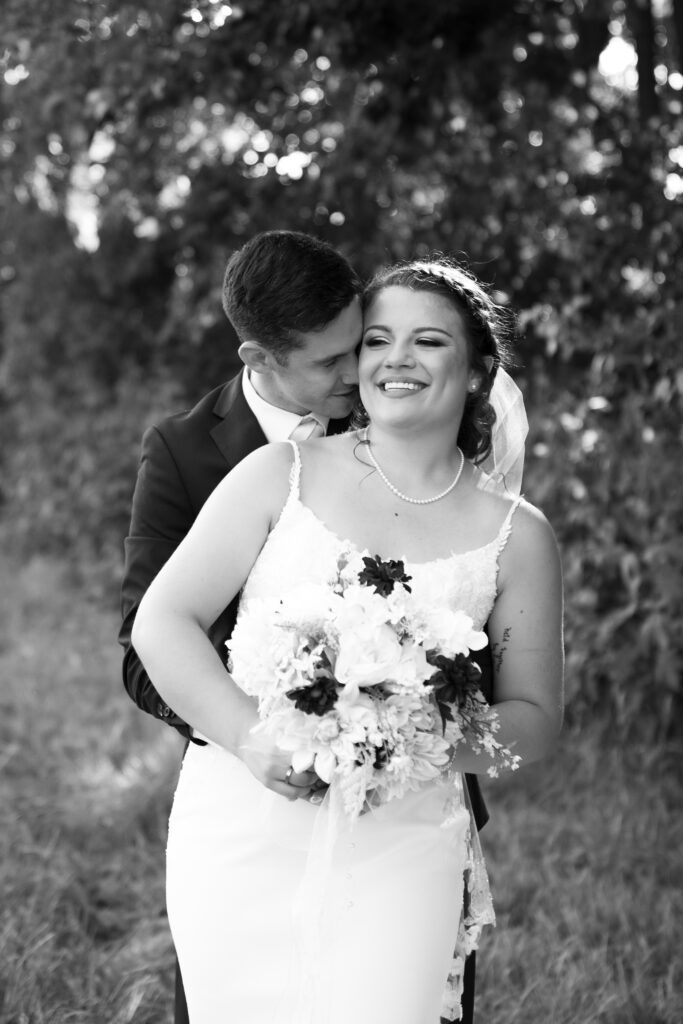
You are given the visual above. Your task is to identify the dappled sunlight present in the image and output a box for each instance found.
[599,35,638,92]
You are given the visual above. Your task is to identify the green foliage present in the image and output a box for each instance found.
[1,0,682,736]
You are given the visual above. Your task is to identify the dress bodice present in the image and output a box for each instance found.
[240,442,521,630]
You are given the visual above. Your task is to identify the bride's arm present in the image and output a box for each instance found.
[451,501,565,775]
[132,443,306,793]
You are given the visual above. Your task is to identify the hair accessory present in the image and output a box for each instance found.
[363,428,464,504]
[477,368,528,497]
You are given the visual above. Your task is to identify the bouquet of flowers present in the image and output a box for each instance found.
[228,552,519,821]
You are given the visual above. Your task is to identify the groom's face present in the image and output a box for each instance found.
[268,297,362,419]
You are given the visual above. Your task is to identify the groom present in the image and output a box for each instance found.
[119,230,483,1023]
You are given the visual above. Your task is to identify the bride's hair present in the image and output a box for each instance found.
[356,258,514,462]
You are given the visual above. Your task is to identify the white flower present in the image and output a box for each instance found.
[316,717,342,743]
[335,696,382,743]
[416,607,488,659]
[334,622,404,696]
[228,598,302,700]
[388,639,433,688]
[257,707,339,780]
[334,583,393,636]
[335,550,366,591]
[383,585,413,625]
[313,748,337,783]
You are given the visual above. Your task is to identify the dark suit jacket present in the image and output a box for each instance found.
[119,370,491,827]
[119,374,270,738]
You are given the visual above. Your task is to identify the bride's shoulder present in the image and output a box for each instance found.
[210,441,295,508]
[497,496,560,574]
[465,470,557,550]
[233,440,296,476]
[299,430,361,466]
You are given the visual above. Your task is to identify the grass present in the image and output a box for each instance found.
[1,553,681,1024]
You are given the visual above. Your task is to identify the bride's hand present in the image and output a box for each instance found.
[237,727,318,801]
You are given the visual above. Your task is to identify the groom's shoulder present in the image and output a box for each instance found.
[153,375,242,443]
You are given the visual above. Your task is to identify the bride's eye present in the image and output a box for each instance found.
[363,336,388,347]
[416,337,444,347]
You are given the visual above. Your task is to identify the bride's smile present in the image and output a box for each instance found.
[376,377,427,395]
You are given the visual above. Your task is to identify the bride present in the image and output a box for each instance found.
[132,258,564,1023]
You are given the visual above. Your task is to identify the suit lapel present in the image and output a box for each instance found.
[210,372,268,468]
[209,371,352,468]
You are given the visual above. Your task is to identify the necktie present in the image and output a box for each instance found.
[289,415,326,441]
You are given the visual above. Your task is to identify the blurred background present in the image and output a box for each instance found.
[1,1,681,1022]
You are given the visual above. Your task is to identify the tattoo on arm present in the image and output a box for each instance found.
[492,626,512,674]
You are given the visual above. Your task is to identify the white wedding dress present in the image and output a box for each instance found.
[166,442,521,1024]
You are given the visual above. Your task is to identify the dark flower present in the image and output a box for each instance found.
[427,652,484,733]
[286,677,339,716]
[373,743,392,770]
[358,554,412,596]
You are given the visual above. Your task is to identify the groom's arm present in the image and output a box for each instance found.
[463,640,494,831]
[119,425,199,742]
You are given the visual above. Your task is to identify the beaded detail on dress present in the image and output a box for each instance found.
[241,441,522,634]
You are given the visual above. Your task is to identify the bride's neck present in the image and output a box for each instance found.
[362,423,462,478]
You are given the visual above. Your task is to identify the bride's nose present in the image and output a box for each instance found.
[383,340,416,367]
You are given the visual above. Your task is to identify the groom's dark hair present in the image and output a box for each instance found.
[222,231,361,362]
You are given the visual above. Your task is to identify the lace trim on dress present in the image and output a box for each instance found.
[283,439,522,567]
[440,783,496,1021]
[494,495,523,557]
[286,439,302,500]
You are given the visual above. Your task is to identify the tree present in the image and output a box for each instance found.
[626,0,658,121]
[1,0,681,734]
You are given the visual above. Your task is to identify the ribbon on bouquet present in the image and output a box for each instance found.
[285,781,344,1024]
[439,779,496,1022]
[281,773,493,1024]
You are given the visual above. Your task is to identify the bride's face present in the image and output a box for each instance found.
[359,286,476,433]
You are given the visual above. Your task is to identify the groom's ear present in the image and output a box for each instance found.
[238,341,278,374]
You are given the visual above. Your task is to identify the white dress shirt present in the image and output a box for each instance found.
[241,369,329,442]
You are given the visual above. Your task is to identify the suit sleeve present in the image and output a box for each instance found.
[463,640,494,831]
[118,425,203,743]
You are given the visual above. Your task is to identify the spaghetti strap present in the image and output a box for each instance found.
[286,439,302,501]
[495,496,523,556]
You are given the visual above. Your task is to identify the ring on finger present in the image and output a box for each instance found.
[284,765,295,784]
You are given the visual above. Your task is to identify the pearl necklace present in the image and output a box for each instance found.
[362,428,465,505]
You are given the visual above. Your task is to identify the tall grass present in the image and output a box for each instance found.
[1,556,180,1024]
[1,554,681,1023]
